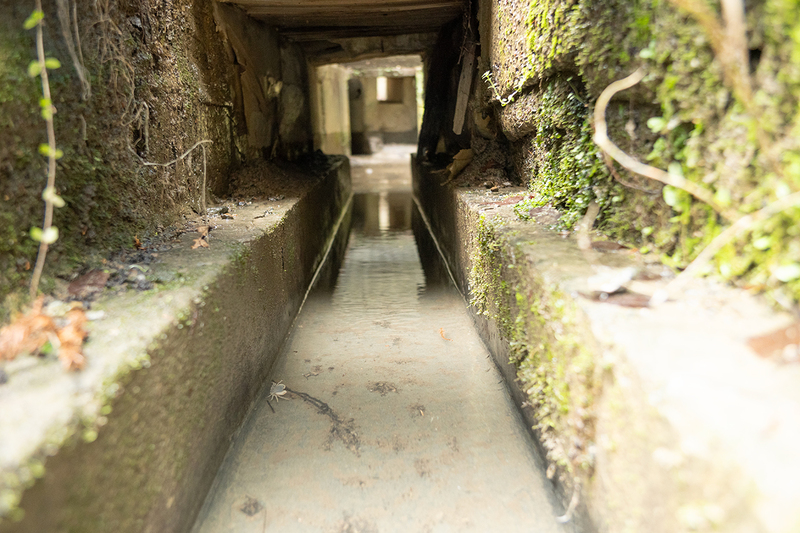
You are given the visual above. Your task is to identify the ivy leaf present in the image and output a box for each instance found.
[662,185,679,207]
[23,10,44,30]
[30,226,59,244]
[646,117,666,133]
[667,162,684,178]
[28,61,42,77]
[38,144,64,159]
[42,186,66,208]
[774,263,800,282]
[713,188,732,207]
[752,236,771,250]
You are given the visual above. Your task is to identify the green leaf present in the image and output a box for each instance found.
[42,187,66,208]
[38,144,63,159]
[774,263,800,282]
[646,117,666,133]
[30,226,58,244]
[41,107,53,120]
[662,185,679,207]
[39,98,51,108]
[28,61,42,77]
[40,227,58,244]
[667,162,684,178]
[713,188,732,207]
[753,236,771,250]
[23,10,44,30]
[44,57,61,70]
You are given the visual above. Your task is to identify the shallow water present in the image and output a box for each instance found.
[192,147,565,532]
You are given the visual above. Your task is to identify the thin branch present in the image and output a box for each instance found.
[592,68,737,221]
[652,190,800,304]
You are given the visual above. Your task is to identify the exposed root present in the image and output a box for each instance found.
[592,68,736,221]
[130,139,213,223]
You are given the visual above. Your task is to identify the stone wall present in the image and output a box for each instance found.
[0,0,313,320]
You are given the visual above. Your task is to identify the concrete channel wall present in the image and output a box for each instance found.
[414,162,800,533]
[0,160,351,533]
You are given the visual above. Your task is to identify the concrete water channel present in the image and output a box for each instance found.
[191,146,568,532]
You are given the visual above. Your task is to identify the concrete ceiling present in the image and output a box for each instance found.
[217,0,465,39]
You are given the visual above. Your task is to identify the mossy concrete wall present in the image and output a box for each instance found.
[0,0,313,320]
[413,163,800,533]
[0,159,351,533]
[416,0,800,305]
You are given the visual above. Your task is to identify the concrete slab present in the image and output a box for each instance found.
[0,158,351,533]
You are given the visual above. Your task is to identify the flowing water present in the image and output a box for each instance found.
[192,146,566,532]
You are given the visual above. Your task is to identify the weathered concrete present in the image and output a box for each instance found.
[0,159,351,532]
[310,64,352,155]
[414,164,800,533]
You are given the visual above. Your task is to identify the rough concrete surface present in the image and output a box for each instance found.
[0,159,351,533]
[414,166,800,533]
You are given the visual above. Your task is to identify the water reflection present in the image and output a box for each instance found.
[317,192,454,310]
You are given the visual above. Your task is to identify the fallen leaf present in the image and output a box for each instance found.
[192,237,209,249]
[439,328,452,341]
[748,321,800,359]
[441,149,474,184]
[134,235,142,249]
[579,290,650,308]
[0,298,56,361]
[56,308,88,370]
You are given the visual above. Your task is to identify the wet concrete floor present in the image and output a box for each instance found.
[192,146,566,532]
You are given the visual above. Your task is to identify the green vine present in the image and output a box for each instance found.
[25,2,66,300]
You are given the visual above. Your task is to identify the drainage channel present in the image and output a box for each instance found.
[191,148,567,532]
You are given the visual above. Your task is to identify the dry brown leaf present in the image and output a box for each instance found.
[192,237,209,249]
[444,149,474,182]
[56,308,88,371]
[748,321,800,358]
[0,298,56,361]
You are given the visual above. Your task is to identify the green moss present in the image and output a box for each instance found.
[492,0,800,304]
[466,210,597,479]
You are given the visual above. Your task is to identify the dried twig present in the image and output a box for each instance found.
[592,68,736,221]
